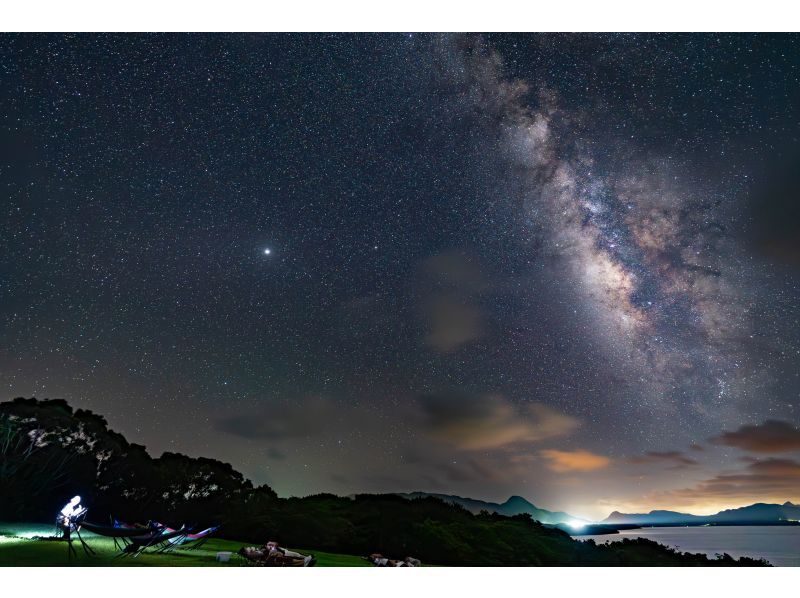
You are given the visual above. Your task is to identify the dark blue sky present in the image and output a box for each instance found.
[2,33,799,518]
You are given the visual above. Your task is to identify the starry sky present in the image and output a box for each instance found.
[2,33,800,520]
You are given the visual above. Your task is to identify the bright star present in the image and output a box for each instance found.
[263,248,271,255]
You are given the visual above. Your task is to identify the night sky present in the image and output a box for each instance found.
[2,33,800,519]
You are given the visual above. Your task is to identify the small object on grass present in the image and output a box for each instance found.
[238,545,315,566]
[216,551,232,562]
[365,553,421,567]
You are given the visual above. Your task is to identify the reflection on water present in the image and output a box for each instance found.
[575,525,800,566]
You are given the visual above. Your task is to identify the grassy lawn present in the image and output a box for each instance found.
[0,523,371,567]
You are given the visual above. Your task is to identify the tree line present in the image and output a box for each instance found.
[0,398,768,566]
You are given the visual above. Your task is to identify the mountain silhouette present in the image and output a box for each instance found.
[603,502,800,525]
[397,492,584,525]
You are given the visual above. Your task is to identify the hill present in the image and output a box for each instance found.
[397,492,584,525]
[603,502,800,526]
[603,509,705,525]
[710,502,800,524]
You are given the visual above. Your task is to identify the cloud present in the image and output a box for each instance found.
[540,449,611,472]
[420,251,487,290]
[425,296,485,352]
[419,251,488,352]
[419,393,579,451]
[436,458,502,483]
[640,458,800,508]
[215,396,334,440]
[711,420,800,453]
[266,447,286,460]
[629,450,699,468]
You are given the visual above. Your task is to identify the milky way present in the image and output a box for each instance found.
[429,35,779,432]
[2,33,799,518]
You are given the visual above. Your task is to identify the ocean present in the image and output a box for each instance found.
[575,525,800,566]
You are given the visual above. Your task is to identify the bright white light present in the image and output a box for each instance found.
[263,248,271,255]
[566,520,586,530]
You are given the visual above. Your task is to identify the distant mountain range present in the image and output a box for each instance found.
[397,492,800,528]
[603,502,800,526]
[396,492,585,525]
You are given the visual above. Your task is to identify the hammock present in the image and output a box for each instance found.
[135,523,220,552]
[79,520,163,539]
[76,518,193,557]
[163,526,219,550]
[119,525,192,557]
[58,509,216,559]
[110,520,219,555]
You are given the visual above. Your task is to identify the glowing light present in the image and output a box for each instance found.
[263,248,271,255]
[566,520,587,530]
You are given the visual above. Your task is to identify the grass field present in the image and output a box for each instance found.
[0,523,372,567]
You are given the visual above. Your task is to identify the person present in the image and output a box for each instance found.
[265,540,315,566]
[238,540,316,566]
[56,495,86,543]
[366,553,420,567]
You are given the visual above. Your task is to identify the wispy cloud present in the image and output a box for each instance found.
[419,392,579,451]
[540,449,611,472]
[215,396,335,440]
[711,420,800,453]
[634,457,800,510]
[419,251,489,352]
[425,296,485,352]
[628,450,698,468]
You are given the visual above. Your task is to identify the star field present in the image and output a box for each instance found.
[1,33,799,519]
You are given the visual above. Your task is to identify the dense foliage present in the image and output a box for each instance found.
[0,398,769,566]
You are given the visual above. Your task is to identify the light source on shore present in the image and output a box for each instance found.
[567,520,587,530]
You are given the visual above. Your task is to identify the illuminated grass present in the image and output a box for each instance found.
[0,523,371,567]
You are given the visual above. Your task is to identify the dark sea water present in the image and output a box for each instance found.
[575,525,800,566]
